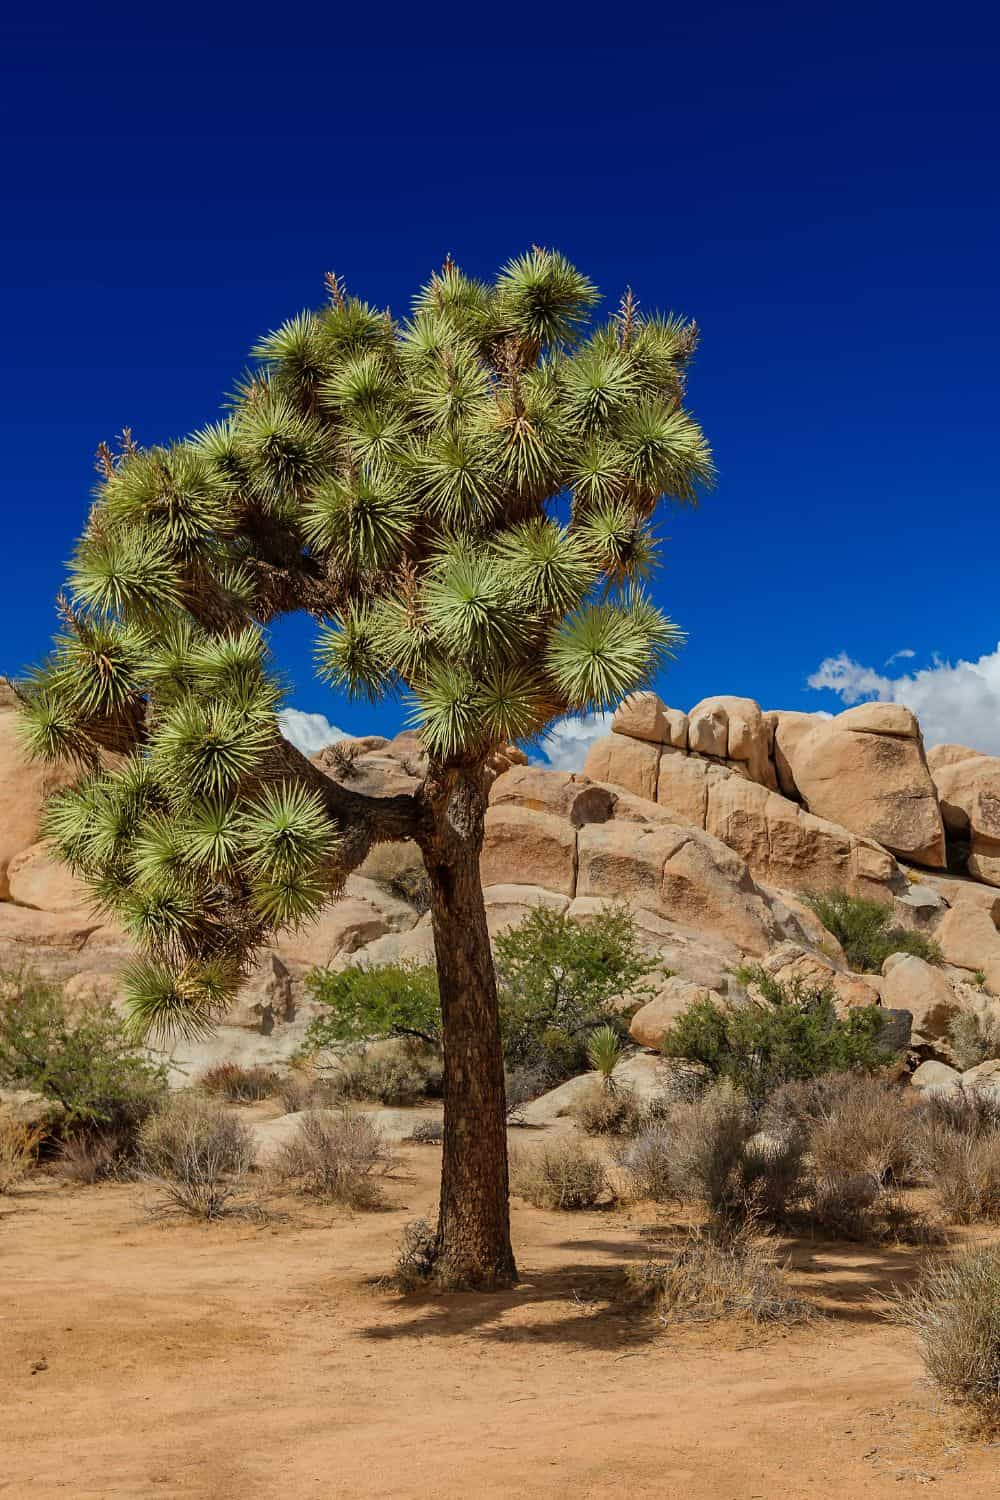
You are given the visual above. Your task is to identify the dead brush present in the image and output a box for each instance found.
[199,1063,280,1103]
[0,1117,43,1193]
[55,1126,134,1184]
[622,1218,811,1327]
[269,1108,392,1208]
[890,1244,1000,1422]
[510,1138,609,1210]
[139,1095,257,1221]
[913,1110,1000,1224]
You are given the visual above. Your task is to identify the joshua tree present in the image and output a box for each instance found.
[15,250,712,1287]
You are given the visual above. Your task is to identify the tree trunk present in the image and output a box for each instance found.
[419,764,517,1290]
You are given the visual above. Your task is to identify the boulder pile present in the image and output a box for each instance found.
[3,680,1000,1090]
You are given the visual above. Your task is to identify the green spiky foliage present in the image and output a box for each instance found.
[17,249,711,1057]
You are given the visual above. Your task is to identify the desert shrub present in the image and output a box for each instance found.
[803,888,942,973]
[140,1095,255,1180]
[140,1097,256,1221]
[304,962,442,1050]
[200,1063,280,1103]
[359,842,431,914]
[0,1117,42,1192]
[510,1138,608,1210]
[0,971,167,1137]
[765,1073,928,1242]
[948,1009,1000,1071]
[913,1105,1000,1223]
[494,906,659,1083]
[504,1061,551,1122]
[570,1079,646,1136]
[623,1221,809,1326]
[892,1245,1000,1419]
[270,1108,391,1207]
[612,1080,802,1220]
[407,1118,444,1145]
[330,1048,441,1106]
[55,1126,134,1184]
[662,969,893,1102]
[394,1217,439,1290]
[772,1074,915,1186]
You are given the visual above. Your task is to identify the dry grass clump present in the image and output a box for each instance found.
[892,1245,1000,1421]
[948,1009,1000,1071]
[615,1074,930,1243]
[393,1217,440,1290]
[623,1220,810,1327]
[331,1051,442,1107]
[913,1091,1000,1223]
[407,1118,444,1145]
[55,1126,134,1185]
[510,1138,608,1210]
[0,1117,43,1193]
[613,1079,804,1222]
[139,1095,256,1220]
[270,1109,391,1208]
[199,1063,280,1103]
[569,1079,646,1136]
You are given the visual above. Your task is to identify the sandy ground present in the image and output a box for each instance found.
[3,1141,1000,1500]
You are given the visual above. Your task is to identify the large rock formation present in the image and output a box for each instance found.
[6,680,1000,1079]
[927,743,1000,886]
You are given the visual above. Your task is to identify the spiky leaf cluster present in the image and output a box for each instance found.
[20,248,712,1038]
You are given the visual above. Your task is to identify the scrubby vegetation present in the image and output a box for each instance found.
[139,1095,256,1220]
[494,907,658,1083]
[305,963,442,1050]
[660,968,893,1101]
[803,889,942,973]
[0,1117,42,1193]
[893,1245,1000,1420]
[270,1109,391,1207]
[510,1139,608,1210]
[913,1090,1000,1223]
[948,1009,1000,1071]
[200,1062,280,1102]
[306,909,657,1106]
[0,971,167,1144]
[624,1220,809,1327]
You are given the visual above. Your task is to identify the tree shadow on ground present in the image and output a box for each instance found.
[358,1213,952,1348]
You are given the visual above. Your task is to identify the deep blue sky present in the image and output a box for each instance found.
[3,3,998,744]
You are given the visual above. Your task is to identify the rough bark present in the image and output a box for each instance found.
[418,761,517,1290]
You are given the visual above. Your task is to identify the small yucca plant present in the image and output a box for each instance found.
[586,1024,626,1089]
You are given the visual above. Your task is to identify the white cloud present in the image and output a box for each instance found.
[535,711,615,771]
[278,708,346,757]
[884,648,915,666]
[808,644,1000,755]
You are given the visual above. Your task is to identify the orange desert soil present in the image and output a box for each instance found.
[3,1143,1000,1499]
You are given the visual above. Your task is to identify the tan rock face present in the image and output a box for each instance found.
[488,765,614,826]
[0,708,78,900]
[929,750,1000,887]
[481,805,577,896]
[583,734,660,803]
[879,955,963,1043]
[629,978,717,1050]
[612,691,668,745]
[935,904,1000,992]
[6,842,92,912]
[687,695,775,788]
[771,711,822,799]
[777,707,946,868]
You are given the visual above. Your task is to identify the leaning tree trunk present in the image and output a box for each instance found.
[419,763,517,1290]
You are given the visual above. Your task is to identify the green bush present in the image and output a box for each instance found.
[0,970,167,1135]
[494,906,659,1082]
[304,963,442,1050]
[803,888,941,973]
[660,968,894,1102]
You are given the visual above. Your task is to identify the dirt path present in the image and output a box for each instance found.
[2,1150,998,1499]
